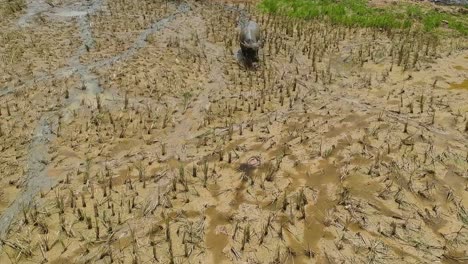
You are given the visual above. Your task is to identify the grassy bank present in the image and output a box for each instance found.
[259,0,468,35]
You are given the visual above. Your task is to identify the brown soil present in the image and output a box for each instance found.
[0,0,467,263]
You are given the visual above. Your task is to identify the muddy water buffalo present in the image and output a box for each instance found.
[239,21,262,64]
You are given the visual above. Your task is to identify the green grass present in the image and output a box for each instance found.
[259,0,468,35]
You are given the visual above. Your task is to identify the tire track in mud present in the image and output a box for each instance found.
[156,9,241,261]
[63,13,104,121]
[48,0,103,18]
[0,0,191,244]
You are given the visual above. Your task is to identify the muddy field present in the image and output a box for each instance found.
[0,0,467,263]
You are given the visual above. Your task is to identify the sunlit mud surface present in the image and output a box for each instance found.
[0,0,467,263]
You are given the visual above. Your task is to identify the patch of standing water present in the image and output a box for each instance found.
[205,207,230,263]
[449,79,468,90]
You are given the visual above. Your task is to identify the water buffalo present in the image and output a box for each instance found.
[239,20,262,65]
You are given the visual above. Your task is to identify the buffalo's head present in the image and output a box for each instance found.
[241,40,261,50]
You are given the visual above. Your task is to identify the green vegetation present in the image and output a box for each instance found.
[259,0,468,35]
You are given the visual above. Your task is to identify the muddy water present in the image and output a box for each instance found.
[3,0,468,262]
[184,209,202,218]
[345,173,402,218]
[230,181,247,209]
[293,150,384,255]
[449,79,468,89]
[304,193,337,251]
[291,159,340,253]
[205,206,230,263]
[285,231,309,264]
[208,183,222,200]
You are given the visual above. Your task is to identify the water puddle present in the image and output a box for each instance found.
[304,191,337,252]
[449,79,468,90]
[284,231,308,264]
[58,147,80,159]
[205,207,229,263]
[208,183,222,200]
[110,139,140,156]
[230,181,247,209]
[296,159,340,252]
[183,209,201,218]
